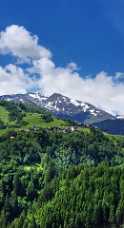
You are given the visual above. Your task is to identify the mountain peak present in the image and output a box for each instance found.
[48,93,69,100]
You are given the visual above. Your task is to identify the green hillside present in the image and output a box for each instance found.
[0,101,69,135]
[1,101,124,227]
[0,106,9,123]
[24,112,68,128]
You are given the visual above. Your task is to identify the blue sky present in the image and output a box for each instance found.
[0,0,124,115]
[0,0,124,75]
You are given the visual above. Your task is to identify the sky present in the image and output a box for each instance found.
[0,0,124,115]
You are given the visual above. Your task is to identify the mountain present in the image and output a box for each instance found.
[0,92,115,124]
[1,92,124,134]
[1,94,124,227]
[94,119,124,135]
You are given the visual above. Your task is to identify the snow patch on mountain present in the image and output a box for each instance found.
[70,99,81,107]
[29,93,47,102]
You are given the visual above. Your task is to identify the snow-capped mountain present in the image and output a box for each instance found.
[35,93,115,124]
[0,92,115,124]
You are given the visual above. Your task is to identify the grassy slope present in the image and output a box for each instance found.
[0,106,9,123]
[0,105,68,135]
[24,113,67,128]
[0,104,123,142]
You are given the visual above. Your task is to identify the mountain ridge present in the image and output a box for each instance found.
[1,92,124,134]
[0,92,115,123]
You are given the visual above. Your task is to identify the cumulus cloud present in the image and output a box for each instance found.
[34,60,124,115]
[0,64,33,95]
[0,25,124,115]
[0,25,51,62]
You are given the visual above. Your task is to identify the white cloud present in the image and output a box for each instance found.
[0,25,51,62]
[34,60,124,115]
[0,64,33,95]
[0,25,124,115]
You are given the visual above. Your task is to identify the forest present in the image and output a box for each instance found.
[0,101,124,227]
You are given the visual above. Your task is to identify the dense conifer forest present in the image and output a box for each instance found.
[0,101,124,227]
